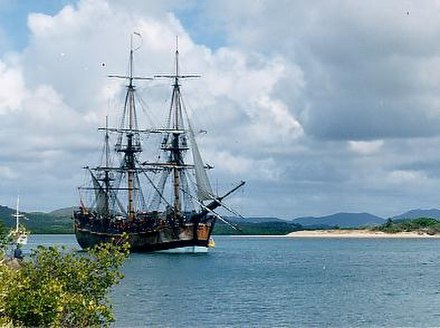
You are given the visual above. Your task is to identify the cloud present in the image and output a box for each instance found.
[158,0,440,218]
[0,58,27,113]
[3,0,440,219]
[349,140,383,155]
[386,169,428,185]
[0,0,306,214]
[202,0,440,141]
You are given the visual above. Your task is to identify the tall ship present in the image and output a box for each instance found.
[74,37,244,252]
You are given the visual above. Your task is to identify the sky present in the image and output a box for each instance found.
[1,0,440,219]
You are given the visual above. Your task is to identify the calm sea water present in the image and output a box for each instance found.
[27,235,440,327]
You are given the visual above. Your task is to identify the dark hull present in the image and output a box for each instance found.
[74,219,214,252]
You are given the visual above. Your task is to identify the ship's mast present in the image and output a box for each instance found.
[155,37,200,218]
[108,33,149,221]
[103,116,111,218]
[126,40,136,220]
[171,42,182,217]
[14,196,22,232]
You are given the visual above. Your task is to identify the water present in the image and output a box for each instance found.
[27,235,440,327]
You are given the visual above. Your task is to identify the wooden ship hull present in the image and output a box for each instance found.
[74,212,215,252]
[75,228,211,252]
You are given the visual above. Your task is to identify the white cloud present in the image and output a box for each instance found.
[386,170,427,185]
[348,140,384,155]
[0,165,19,180]
[3,0,440,219]
[0,59,27,113]
[0,0,305,214]
[212,150,283,183]
[203,0,440,140]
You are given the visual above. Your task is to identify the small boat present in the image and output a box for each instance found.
[9,196,29,245]
[73,35,244,253]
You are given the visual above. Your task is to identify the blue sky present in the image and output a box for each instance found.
[1,0,440,219]
[0,0,72,50]
[0,0,228,51]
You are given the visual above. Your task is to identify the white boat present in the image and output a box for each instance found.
[9,196,29,245]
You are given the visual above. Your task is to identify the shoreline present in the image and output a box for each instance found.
[286,229,440,238]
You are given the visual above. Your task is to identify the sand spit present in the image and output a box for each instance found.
[286,229,440,238]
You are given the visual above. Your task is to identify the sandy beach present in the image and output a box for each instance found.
[286,229,440,238]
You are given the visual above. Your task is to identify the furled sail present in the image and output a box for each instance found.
[90,171,107,215]
[187,123,213,201]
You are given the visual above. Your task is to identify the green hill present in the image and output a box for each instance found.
[49,207,75,217]
[374,217,440,234]
[0,205,73,234]
[213,220,302,235]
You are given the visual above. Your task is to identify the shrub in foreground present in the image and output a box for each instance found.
[0,239,129,327]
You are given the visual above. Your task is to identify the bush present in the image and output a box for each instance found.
[0,217,7,247]
[376,217,440,234]
[0,240,129,327]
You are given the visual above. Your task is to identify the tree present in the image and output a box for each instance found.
[384,218,393,228]
[0,220,9,258]
[0,220,6,236]
[0,239,129,327]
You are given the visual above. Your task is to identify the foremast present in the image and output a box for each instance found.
[84,34,152,222]
[126,39,141,220]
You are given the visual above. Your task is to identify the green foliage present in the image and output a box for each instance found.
[0,221,9,256]
[375,217,440,234]
[384,218,393,229]
[0,221,6,237]
[0,206,73,234]
[23,212,73,234]
[0,240,129,327]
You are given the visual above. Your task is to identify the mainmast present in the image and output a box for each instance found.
[102,116,111,218]
[155,37,200,218]
[171,42,183,217]
[126,41,136,220]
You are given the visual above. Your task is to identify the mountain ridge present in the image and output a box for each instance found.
[2,205,440,232]
[291,212,385,228]
[391,208,440,220]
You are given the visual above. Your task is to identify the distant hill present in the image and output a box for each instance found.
[213,216,300,235]
[49,207,76,217]
[225,216,286,224]
[291,212,385,228]
[0,205,73,234]
[214,220,302,235]
[4,204,440,235]
[0,205,14,219]
[392,209,440,221]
